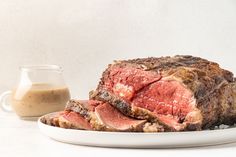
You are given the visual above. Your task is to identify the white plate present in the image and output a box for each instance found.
[38,113,236,148]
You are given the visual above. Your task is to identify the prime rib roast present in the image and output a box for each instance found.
[42,55,236,132]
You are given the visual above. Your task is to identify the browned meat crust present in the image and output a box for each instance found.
[91,55,236,131]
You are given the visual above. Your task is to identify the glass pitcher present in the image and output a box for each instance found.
[0,65,71,120]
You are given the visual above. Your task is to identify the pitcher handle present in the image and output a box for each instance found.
[0,91,12,112]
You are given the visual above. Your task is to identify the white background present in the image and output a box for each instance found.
[0,0,236,99]
[1,0,236,156]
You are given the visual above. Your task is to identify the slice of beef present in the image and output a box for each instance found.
[41,111,64,127]
[41,111,93,130]
[58,111,93,130]
[95,103,146,131]
[65,100,106,130]
[65,100,164,132]
[90,55,236,131]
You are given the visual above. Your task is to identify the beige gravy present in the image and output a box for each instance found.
[11,83,70,117]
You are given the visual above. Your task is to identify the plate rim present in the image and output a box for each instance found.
[38,112,236,148]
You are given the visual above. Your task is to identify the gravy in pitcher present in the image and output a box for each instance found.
[11,83,70,118]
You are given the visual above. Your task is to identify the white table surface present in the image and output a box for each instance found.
[1,110,236,157]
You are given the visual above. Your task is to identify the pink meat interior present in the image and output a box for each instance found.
[132,80,193,118]
[62,111,93,130]
[95,103,146,130]
[105,66,161,100]
[104,66,194,127]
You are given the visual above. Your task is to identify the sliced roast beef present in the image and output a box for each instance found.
[90,55,236,131]
[41,111,64,127]
[58,111,93,130]
[95,103,146,131]
[65,100,106,130]
[64,100,164,132]
[41,111,93,130]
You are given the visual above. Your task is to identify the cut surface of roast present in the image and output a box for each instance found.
[90,55,236,131]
